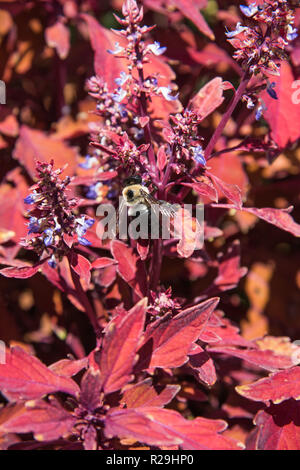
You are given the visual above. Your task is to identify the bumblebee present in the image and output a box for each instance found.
[121,176,177,218]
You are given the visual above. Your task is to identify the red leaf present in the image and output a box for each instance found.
[105,407,243,449]
[0,179,29,259]
[202,240,247,295]
[188,344,217,386]
[91,257,117,269]
[157,146,168,172]
[0,399,76,441]
[174,207,203,258]
[208,152,248,199]
[137,297,219,370]
[79,369,102,411]
[45,21,70,59]
[171,0,215,40]
[13,126,78,179]
[188,77,229,120]
[213,204,300,237]
[0,347,80,400]
[187,43,241,75]
[251,401,300,450]
[111,240,147,298]
[262,62,300,148]
[208,171,243,209]
[81,14,125,91]
[243,206,300,237]
[49,358,88,377]
[70,172,118,186]
[81,14,181,119]
[199,311,252,348]
[209,346,294,372]
[70,252,92,286]
[0,114,19,137]
[0,259,47,279]
[96,298,147,394]
[96,264,117,288]
[122,379,180,408]
[181,180,218,202]
[236,366,300,405]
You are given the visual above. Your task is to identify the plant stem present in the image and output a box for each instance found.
[160,143,177,196]
[204,71,250,160]
[135,45,158,180]
[68,257,101,338]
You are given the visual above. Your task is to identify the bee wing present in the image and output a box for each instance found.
[140,189,178,218]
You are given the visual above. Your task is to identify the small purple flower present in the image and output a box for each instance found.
[115,71,130,86]
[78,237,91,246]
[28,217,41,234]
[266,82,278,100]
[79,155,98,170]
[132,127,144,140]
[43,228,54,247]
[246,97,255,109]
[255,101,267,120]
[191,145,206,166]
[86,182,102,200]
[48,255,57,269]
[107,189,117,200]
[225,22,248,38]
[112,88,127,103]
[107,42,125,55]
[75,216,95,243]
[118,105,128,118]
[24,190,38,205]
[287,24,298,42]
[157,86,179,101]
[239,3,258,17]
[147,41,166,56]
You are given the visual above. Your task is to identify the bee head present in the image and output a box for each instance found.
[124,187,136,201]
[124,175,142,187]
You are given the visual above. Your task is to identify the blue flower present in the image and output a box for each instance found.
[107,42,125,55]
[287,24,298,42]
[191,145,206,166]
[225,22,248,38]
[157,86,179,101]
[78,237,91,246]
[24,190,38,205]
[75,216,95,243]
[28,217,41,234]
[239,3,258,17]
[132,127,144,140]
[118,105,128,118]
[246,97,255,109]
[48,255,57,269]
[266,82,278,100]
[43,228,54,246]
[115,71,130,86]
[79,155,98,170]
[107,189,117,199]
[148,41,167,56]
[86,182,102,200]
[255,101,267,120]
[112,88,127,103]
